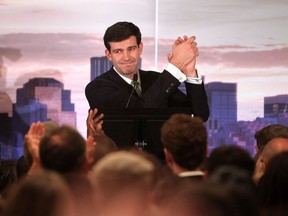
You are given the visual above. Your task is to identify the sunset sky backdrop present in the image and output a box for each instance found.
[1,0,288,137]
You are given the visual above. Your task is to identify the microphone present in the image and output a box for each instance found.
[125,74,138,108]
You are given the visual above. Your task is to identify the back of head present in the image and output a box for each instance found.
[91,150,156,198]
[92,134,117,165]
[103,21,142,51]
[23,121,59,169]
[40,125,86,174]
[254,137,288,184]
[152,181,236,216]
[4,170,73,216]
[260,137,288,164]
[206,145,255,176]
[254,124,288,152]
[258,151,288,213]
[161,114,207,170]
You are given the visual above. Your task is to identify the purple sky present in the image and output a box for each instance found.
[0,0,288,137]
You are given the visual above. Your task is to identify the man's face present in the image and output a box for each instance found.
[105,36,143,79]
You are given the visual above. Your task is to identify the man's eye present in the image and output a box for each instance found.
[129,47,136,52]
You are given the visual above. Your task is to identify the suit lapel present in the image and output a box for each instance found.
[107,68,132,92]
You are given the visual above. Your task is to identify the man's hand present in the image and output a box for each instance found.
[168,35,198,77]
[25,122,45,162]
[86,108,105,137]
[25,121,45,174]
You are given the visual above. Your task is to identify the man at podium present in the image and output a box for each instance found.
[85,21,209,122]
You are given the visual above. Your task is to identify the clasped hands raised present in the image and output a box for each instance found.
[168,35,199,77]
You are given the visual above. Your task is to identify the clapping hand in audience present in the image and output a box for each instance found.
[25,121,45,174]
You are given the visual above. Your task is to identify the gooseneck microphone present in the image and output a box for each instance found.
[125,74,138,108]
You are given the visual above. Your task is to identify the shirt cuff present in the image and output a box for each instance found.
[165,63,203,84]
[165,63,187,83]
[186,73,202,84]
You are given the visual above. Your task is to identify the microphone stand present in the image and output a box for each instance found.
[125,74,138,108]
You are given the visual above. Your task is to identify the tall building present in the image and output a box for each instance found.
[205,82,237,150]
[0,113,13,159]
[15,77,76,127]
[11,77,77,158]
[264,94,288,118]
[206,82,237,128]
[90,56,142,80]
[90,56,113,80]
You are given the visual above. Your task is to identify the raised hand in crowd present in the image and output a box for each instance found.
[24,121,45,174]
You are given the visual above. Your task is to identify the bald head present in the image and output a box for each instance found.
[260,138,288,164]
[254,137,288,184]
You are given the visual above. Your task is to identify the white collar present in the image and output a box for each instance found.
[178,170,204,177]
[113,66,140,84]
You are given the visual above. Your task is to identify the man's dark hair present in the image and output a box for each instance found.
[92,134,117,165]
[205,145,255,176]
[161,114,207,170]
[39,125,86,174]
[103,21,142,51]
[254,124,288,150]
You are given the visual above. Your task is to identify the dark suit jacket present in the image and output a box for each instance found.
[85,68,209,122]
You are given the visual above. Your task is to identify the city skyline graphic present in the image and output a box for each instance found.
[1,0,288,159]
[0,53,287,159]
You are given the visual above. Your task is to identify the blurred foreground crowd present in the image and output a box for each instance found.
[0,109,288,216]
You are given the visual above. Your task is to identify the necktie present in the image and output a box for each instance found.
[131,80,142,97]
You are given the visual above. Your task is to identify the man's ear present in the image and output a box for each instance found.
[139,42,143,55]
[105,49,112,61]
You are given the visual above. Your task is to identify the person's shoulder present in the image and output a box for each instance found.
[85,70,113,92]
[140,69,161,77]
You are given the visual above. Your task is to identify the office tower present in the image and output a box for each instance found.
[206,82,237,128]
[205,82,237,149]
[15,77,76,127]
[90,56,142,81]
[90,56,113,80]
[264,94,288,118]
[12,78,76,158]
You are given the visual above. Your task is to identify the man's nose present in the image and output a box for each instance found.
[122,50,131,59]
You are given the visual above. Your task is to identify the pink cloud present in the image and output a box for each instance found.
[199,46,288,68]
[1,33,288,70]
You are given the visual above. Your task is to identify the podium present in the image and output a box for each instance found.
[98,108,192,160]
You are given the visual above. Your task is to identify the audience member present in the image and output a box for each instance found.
[91,150,158,216]
[205,145,255,177]
[25,123,92,176]
[87,133,118,168]
[39,125,87,174]
[253,137,288,184]
[257,151,288,216]
[205,147,259,216]
[205,146,258,216]
[0,160,17,198]
[15,156,29,180]
[207,165,259,216]
[3,170,75,216]
[161,114,207,180]
[22,121,59,176]
[148,180,239,216]
[254,124,288,161]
